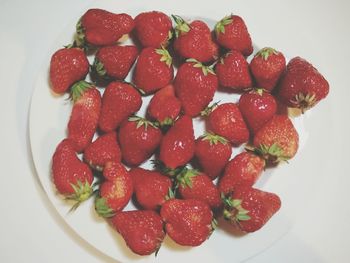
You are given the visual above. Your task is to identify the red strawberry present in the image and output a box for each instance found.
[118,117,162,166]
[130,167,172,210]
[206,103,249,145]
[52,139,93,207]
[133,47,174,94]
[218,152,265,195]
[250,47,286,92]
[222,186,281,233]
[159,115,195,170]
[239,89,277,134]
[253,115,299,164]
[98,81,142,132]
[134,11,173,48]
[50,47,89,94]
[177,169,222,209]
[95,162,133,217]
[147,84,181,127]
[76,9,134,47]
[277,57,329,112]
[195,132,232,180]
[67,81,101,152]
[93,45,138,80]
[161,198,214,246]
[174,60,218,117]
[83,132,121,170]
[216,50,252,91]
[110,210,165,255]
[215,15,253,56]
[172,15,218,63]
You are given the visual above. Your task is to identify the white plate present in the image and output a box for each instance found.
[29,0,331,262]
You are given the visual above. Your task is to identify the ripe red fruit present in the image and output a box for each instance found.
[98,81,142,132]
[83,132,121,170]
[93,45,138,80]
[159,115,195,170]
[172,15,218,63]
[174,60,218,117]
[253,115,299,163]
[134,11,173,48]
[147,84,181,127]
[277,57,329,112]
[161,198,214,246]
[50,47,89,94]
[206,103,249,145]
[118,117,162,166]
[130,167,172,210]
[222,186,281,233]
[67,81,101,152]
[110,210,165,255]
[216,50,252,91]
[239,89,277,134]
[218,152,265,195]
[250,47,286,92]
[76,9,134,47]
[195,132,232,180]
[215,15,253,56]
[95,162,133,217]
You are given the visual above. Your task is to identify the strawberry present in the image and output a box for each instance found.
[83,132,121,171]
[195,132,232,180]
[253,115,299,164]
[49,47,89,94]
[174,59,218,117]
[218,152,265,195]
[159,115,195,170]
[250,47,286,92]
[147,84,181,127]
[95,162,133,217]
[118,117,162,166]
[216,50,252,91]
[176,169,222,209]
[134,11,173,48]
[172,15,218,63]
[93,45,138,80]
[160,198,214,246]
[133,47,174,94]
[215,15,253,56]
[206,103,249,145]
[98,81,142,133]
[222,186,281,233]
[52,139,93,207]
[75,9,134,47]
[277,57,329,112]
[110,210,165,255]
[130,167,172,210]
[238,88,277,134]
[67,81,101,152]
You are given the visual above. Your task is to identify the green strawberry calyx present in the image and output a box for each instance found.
[165,187,176,200]
[152,159,186,177]
[92,57,107,78]
[201,132,228,146]
[215,15,233,35]
[247,143,290,164]
[176,168,198,188]
[221,193,251,222]
[200,101,220,117]
[172,15,190,38]
[155,47,173,67]
[128,116,158,131]
[255,47,278,61]
[74,18,86,49]
[95,197,115,218]
[186,58,216,76]
[291,92,317,113]
[67,180,93,212]
[70,80,94,102]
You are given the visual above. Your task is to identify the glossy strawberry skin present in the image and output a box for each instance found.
[130,168,172,210]
[134,11,172,48]
[239,89,277,134]
[215,15,253,56]
[110,210,165,255]
[207,103,249,145]
[98,81,142,132]
[159,115,195,169]
[216,51,252,90]
[50,48,89,94]
[160,198,213,246]
[174,62,218,117]
[52,139,93,195]
[218,152,265,195]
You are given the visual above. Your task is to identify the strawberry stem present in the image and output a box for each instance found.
[70,80,93,102]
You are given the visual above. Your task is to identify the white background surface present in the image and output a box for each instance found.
[1,0,349,262]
